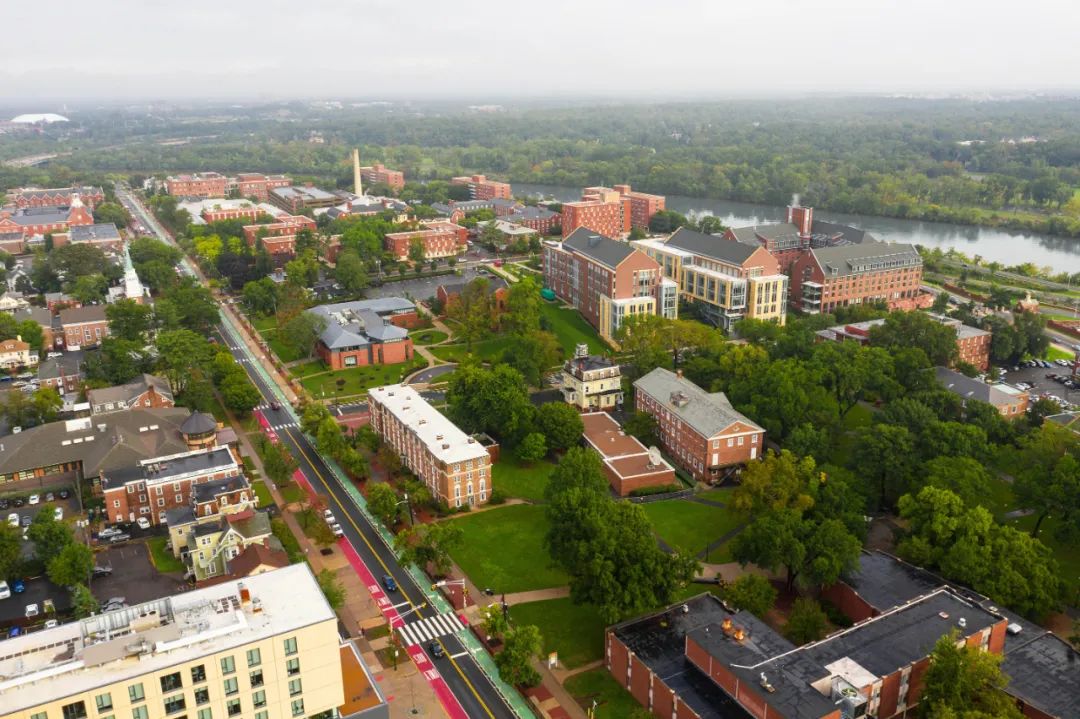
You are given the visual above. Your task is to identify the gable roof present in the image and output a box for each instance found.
[59,305,107,325]
[666,227,758,265]
[226,541,289,577]
[87,374,173,409]
[934,367,1026,407]
[634,368,762,438]
[562,228,636,269]
[810,242,921,278]
[307,298,413,349]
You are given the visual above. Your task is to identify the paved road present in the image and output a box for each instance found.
[408,364,457,384]
[216,323,516,719]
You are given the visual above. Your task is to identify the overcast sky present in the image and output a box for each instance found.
[6,0,1078,101]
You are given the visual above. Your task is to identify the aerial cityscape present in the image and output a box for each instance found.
[1,3,1079,719]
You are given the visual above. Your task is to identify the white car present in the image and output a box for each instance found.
[136,517,151,530]
[322,509,335,521]
[0,581,10,600]
[28,494,39,506]
[7,513,18,528]
[44,619,58,629]
[54,507,63,521]
[331,524,344,537]
[25,603,39,618]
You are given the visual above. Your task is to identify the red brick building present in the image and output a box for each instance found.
[790,241,926,314]
[201,205,263,224]
[560,187,631,239]
[100,445,241,526]
[435,278,509,317]
[231,173,292,201]
[87,374,175,415]
[543,228,678,344]
[165,172,229,198]
[6,186,105,209]
[816,313,991,371]
[634,368,764,482]
[359,163,405,191]
[581,412,675,496]
[0,200,95,239]
[450,174,512,200]
[600,184,665,228]
[59,305,109,350]
[242,214,318,260]
[506,206,560,235]
[384,221,468,261]
[308,298,417,370]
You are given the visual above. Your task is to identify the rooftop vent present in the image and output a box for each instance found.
[670,391,690,408]
[760,673,775,693]
[958,617,967,629]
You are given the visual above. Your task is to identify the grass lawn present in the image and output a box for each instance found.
[564,668,641,719]
[290,360,330,378]
[298,359,427,398]
[643,498,746,560]
[491,446,555,501]
[251,315,277,334]
[1045,345,1075,361]
[147,537,185,574]
[842,403,875,430]
[280,483,306,505]
[429,337,514,364]
[510,597,605,669]
[271,518,303,563]
[410,329,449,345]
[267,335,303,363]
[699,487,735,504]
[447,504,568,593]
[540,302,607,356]
[251,480,274,507]
[1005,512,1080,598]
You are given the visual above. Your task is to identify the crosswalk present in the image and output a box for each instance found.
[397,612,466,647]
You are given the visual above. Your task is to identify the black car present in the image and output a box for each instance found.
[0,499,8,510]
[429,641,445,659]
[12,498,24,508]
[58,489,70,500]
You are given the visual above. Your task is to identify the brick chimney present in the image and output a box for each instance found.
[787,203,813,236]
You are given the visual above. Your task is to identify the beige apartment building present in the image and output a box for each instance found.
[368,384,493,508]
[1,565,345,719]
[560,345,623,412]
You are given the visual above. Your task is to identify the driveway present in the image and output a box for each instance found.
[91,543,187,605]
[408,364,457,385]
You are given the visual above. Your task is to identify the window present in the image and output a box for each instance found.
[197,711,212,719]
[161,672,183,692]
[246,648,261,667]
[226,701,241,718]
[286,658,300,676]
[291,699,305,717]
[289,678,302,696]
[249,670,264,688]
[191,665,206,684]
[252,691,266,709]
[132,709,148,719]
[255,712,268,719]
[727,438,734,447]
[96,694,113,712]
[224,678,239,696]
[31,713,47,719]
[63,703,88,719]
[221,656,236,674]
[129,684,146,703]
[284,637,298,655]
[164,695,186,716]
[194,688,210,706]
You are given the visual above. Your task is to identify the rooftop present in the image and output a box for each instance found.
[665,227,760,266]
[634,368,762,439]
[87,374,173,410]
[1001,632,1080,718]
[811,242,921,277]
[70,223,121,243]
[193,474,250,504]
[369,384,490,465]
[561,228,636,269]
[271,186,338,203]
[581,412,674,483]
[934,367,1027,407]
[562,353,620,377]
[101,446,238,490]
[307,298,414,350]
[0,564,334,715]
[58,305,107,325]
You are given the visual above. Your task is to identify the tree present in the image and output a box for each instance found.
[51,243,114,279]
[0,523,21,585]
[156,329,215,395]
[93,201,131,227]
[334,251,369,294]
[504,276,542,336]
[367,483,401,529]
[47,542,95,587]
[733,510,862,593]
[259,436,298,485]
[242,278,279,315]
[730,449,816,517]
[852,424,917,510]
[446,364,535,443]
[280,312,327,360]
[285,250,320,288]
[72,583,99,619]
[448,278,495,350]
[106,299,155,342]
[408,237,426,265]
[70,273,109,304]
[622,411,658,447]
[868,311,958,367]
[931,291,951,313]
[219,373,261,415]
[921,456,993,508]
[723,574,777,617]
[480,603,509,642]
[157,279,219,333]
[784,598,829,645]
[317,569,346,610]
[517,432,547,463]
[811,342,897,415]
[1012,423,1080,538]
[28,512,73,565]
[534,402,584,453]
[919,631,1023,719]
[495,624,543,687]
[616,314,721,378]
[394,521,464,576]
[501,330,561,387]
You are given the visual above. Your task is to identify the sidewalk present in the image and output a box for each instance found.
[221,304,300,405]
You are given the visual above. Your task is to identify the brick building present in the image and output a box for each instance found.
[0,197,95,239]
[816,313,991,371]
[450,174,512,200]
[36,353,82,393]
[6,185,105,209]
[12,307,54,352]
[165,172,229,198]
[384,221,468,261]
[634,368,764,482]
[269,185,339,213]
[87,374,175,415]
[790,242,927,314]
[307,298,417,370]
[581,412,675,496]
[506,206,561,235]
[201,204,263,224]
[935,366,1030,419]
[231,172,292,201]
[358,163,405,191]
[560,347,623,412]
[634,227,788,330]
[607,588,1008,719]
[59,305,109,350]
[242,214,318,260]
[596,184,665,229]
[560,187,631,239]
[0,229,24,253]
[543,228,678,345]
[369,384,494,508]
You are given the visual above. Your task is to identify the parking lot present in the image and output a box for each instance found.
[90,543,188,606]
[0,577,72,628]
[999,360,1080,410]
[364,263,496,301]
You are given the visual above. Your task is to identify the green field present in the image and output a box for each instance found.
[290,360,332,378]
[564,669,641,719]
[251,315,277,334]
[410,329,449,345]
[147,537,185,573]
[251,480,274,507]
[298,359,427,398]
[642,498,746,560]
[491,447,555,501]
[510,597,606,669]
[267,334,304,363]
[429,337,514,364]
[1046,345,1075,361]
[540,302,607,356]
[447,504,568,593]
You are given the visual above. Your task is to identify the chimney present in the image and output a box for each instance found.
[721,617,733,634]
[239,583,251,609]
[733,627,746,642]
[787,201,813,236]
[352,148,363,196]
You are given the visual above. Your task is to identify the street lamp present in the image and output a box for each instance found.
[395,493,413,526]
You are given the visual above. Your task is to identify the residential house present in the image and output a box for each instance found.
[87,373,175,415]
[560,345,623,411]
[182,511,275,583]
[59,304,109,349]
[935,366,1029,419]
[0,336,36,370]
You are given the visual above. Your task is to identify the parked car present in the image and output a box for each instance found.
[44,619,58,629]
[58,489,70,500]
[331,524,344,538]
[21,516,31,528]
[136,517,151,530]
[13,580,25,594]
[27,494,39,506]
[97,527,122,539]
[0,581,10,599]
[25,603,39,618]
[0,499,9,510]
[382,575,398,592]
[45,492,55,502]
[12,497,23,508]
[7,513,18,528]
[8,626,21,638]
[92,565,113,578]
[107,533,131,544]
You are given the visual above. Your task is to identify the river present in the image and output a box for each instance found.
[513,184,1080,272]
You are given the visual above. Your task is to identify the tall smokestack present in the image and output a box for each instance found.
[352,148,362,196]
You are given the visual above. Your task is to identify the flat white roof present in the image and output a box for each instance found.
[178,199,285,225]
[0,564,333,714]
[369,384,489,465]
[632,238,694,258]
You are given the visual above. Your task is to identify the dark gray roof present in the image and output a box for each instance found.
[1001,632,1080,718]
[562,228,636,269]
[307,299,413,350]
[181,411,217,435]
[7,206,71,224]
[811,242,921,278]
[37,352,85,381]
[194,475,250,503]
[934,367,1025,408]
[58,305,107,325]
[12,306,52,327]
[87,374,173,409]
[728,223,801,247]
[809,220,876,245]
[840,550,945,613]
[666,227,757,265]
[506,206,558,222]
[165,506,196,527]
[101,446,236,489]
[70,223,121,242]
[634,368,762,438]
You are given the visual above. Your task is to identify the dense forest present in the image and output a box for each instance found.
[4,97,1080,236]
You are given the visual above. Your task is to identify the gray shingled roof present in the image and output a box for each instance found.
[70,223,121,242]
[87,374,173,409]
[562,228,636,269]
[934,367,1024,408]
[58,305,107,325]
[666,227,757,265]
[307,298,413,350]
[811,242,921,277]
[810,220,876,245]
[181,411,217,435]
[634,367,762,438]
